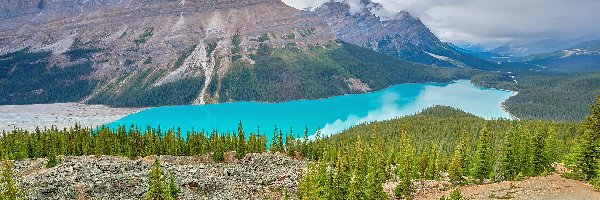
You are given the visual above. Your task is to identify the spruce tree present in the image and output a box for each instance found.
[235,122,246,159]
[543,125,558,173]
[145,159,178,200]
[212,136,225,162]
[501,129,518,181]
[474,124,493,183]
[0,156,27,200]
[286,129,296,157]
[448,145,464,184]
[395,124,415,199]
[570,94,600,181]
[297,163,321,199]
[46,145,60,168]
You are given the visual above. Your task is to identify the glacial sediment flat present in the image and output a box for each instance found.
[0,103,144,132]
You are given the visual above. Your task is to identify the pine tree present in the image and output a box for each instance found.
[426,142,441,180]
[286,128,296,157]
[145,159,178,200]
[395,124,415,199]
[283,189,290,200]
[448,145,464,184]
[440,188,464,200]
[168,174,179,199]
[46,145,60,168]
[302,126,310,157]
[0,156,27,200]
[543,125,558,173]
[570,94,600,181]
[297,163,322,200]
[501,128,518,181]
[212,135,225,162]
[474,124,493,183]
[235,122,246,159]
[531,125,547,176]
[348,136,365,199]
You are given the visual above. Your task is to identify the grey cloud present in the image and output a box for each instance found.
[282,0,600,47]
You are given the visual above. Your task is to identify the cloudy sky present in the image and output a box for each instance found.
[282,0,600,48]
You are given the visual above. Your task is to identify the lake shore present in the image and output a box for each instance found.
[0,103,145,132]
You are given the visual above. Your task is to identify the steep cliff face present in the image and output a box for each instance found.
[314,1,494,69]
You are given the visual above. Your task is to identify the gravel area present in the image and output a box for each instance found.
[0,103,144,132]
[12,153,305,200]
[418,174,600,200]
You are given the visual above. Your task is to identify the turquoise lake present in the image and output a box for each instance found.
[106,80,516,138]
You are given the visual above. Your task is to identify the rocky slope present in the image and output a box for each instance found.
[1,0,336,105]
[314,1,495,70]
[13,153,305,199]
[0,0,474,107]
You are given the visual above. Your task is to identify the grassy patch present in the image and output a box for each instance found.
[134,27,155,45]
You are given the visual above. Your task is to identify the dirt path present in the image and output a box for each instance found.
[418,174,600,200]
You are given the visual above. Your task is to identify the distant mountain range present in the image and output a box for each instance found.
[516,39,600,72]
[490,38,593,57]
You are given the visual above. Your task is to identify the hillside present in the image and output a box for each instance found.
[0,0,475,107]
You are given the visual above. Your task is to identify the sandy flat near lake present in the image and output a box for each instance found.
[0,103,145,132]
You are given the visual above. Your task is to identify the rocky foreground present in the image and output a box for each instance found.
[12,153,305,200]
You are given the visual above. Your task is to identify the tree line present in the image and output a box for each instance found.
[1,100,600,199]
[297,96,600,199]
[0,122,324,164]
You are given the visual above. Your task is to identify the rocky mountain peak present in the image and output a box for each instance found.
[314,0,493,69]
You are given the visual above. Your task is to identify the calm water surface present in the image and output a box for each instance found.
[106,80,516,138]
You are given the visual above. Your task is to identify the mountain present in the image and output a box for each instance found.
[491,38,592,57]
[0,0,472,107]
[448,43,507,62]
[314,1,496,70]
[518,39,600,72]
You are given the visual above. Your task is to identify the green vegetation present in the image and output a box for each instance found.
[296,106,577,199]
[220,42,473,102]
[472,72,600,121]
[299,28,316,37]
[231,35,242,47]
[284,33,296,40]
[0,122,271,161]
[440,188,464,200]
[145,159,179,200]
[45,146,60,168]
[3,98,600,198]
[64,38,105,61]
[231,35,242,60]
[0,49,97,105]
[119,31,128,39]
[256,34,270,42]
[134,27,155,46]
[87,70,205,107]
[174,45,197,69]
[566,94,600,189]
[206,42,217,56]
[0,156,27,200]
[143,57,153,65]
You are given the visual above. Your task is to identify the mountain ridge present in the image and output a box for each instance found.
[313,1,496,70]
[1,0,476,107]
